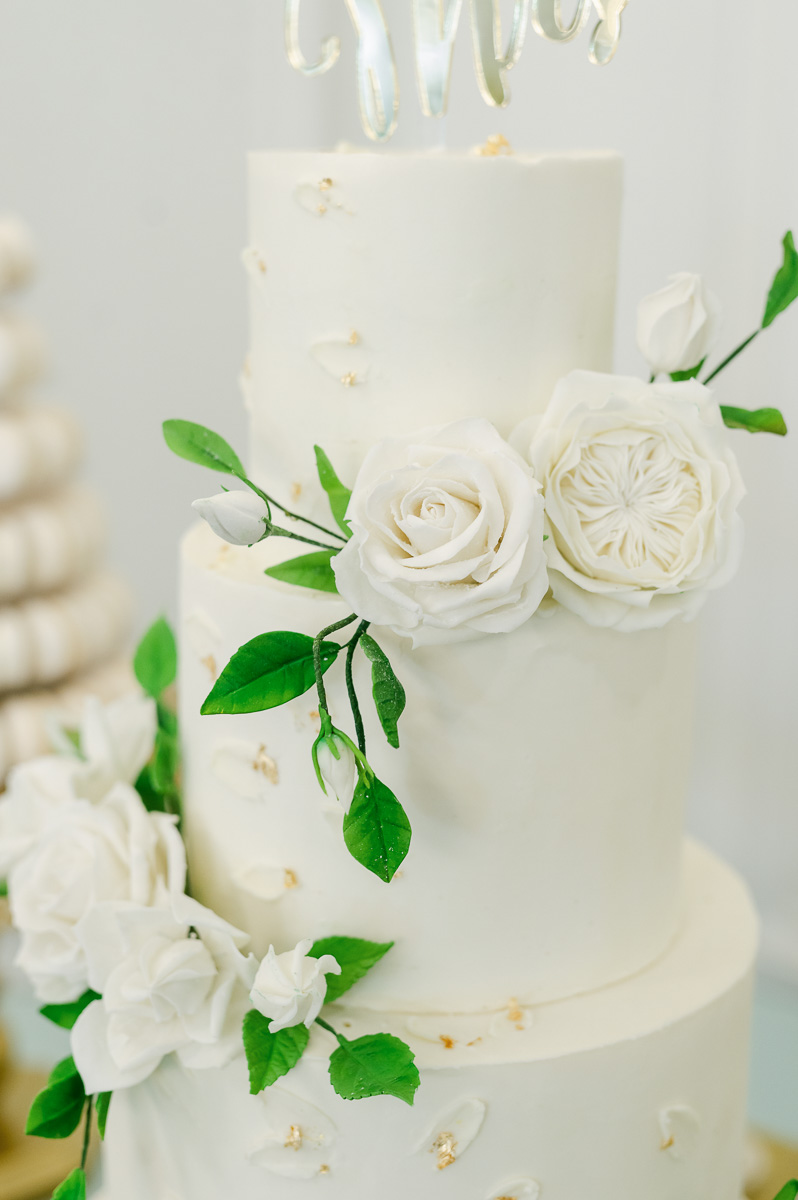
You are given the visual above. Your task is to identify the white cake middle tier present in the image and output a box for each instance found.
[180,521,697,1013]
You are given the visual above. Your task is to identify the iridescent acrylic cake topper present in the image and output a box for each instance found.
[284,0,630,141]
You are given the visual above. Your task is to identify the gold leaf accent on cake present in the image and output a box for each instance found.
[201,654,217,680]
[476,133,514,157]
[340,371,357,387]
[439,1035,456,1050]
[284,869,299,890]
[284,1125,303,1151]
[242,245,268,280]
[319,1164,330,1175]
[253,744,280,784]
[319,178,333,191]
[290,482,303,502]
[487,1181,541,1200]
[433,1132,457,1170]
[658,1105,701,1160]
[294,181,350,218]
[348,330,360,345]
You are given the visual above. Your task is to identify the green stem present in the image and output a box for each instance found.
[703,330,760,384]
[81,1096,94,1170]
[242,476,347,544]
[269,524,341,552]
[313,615,358,712]
[346,621,370,756]
[316,1016,344,1043]
[649,371,657,384]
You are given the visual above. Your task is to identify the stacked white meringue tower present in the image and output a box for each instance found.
[0,218,132,783]
[1,145,788,1200]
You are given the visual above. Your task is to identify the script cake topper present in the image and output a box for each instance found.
[285,0,629,141]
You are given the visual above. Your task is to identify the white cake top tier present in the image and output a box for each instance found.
[246,148,622,508]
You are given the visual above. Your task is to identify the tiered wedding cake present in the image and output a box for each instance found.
[98,148,757,1199]
[0,218,132,782]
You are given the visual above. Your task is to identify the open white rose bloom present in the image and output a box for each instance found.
[333,419,548,646]
[517,371,746,630]
[250,938,341,1033]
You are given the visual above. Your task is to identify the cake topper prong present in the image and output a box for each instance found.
[284,0,629,141]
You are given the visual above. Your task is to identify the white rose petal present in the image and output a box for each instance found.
[72,893,256,1093]
[10,783,186,1003]
[0,755,81,877]
[74,693,157,801]
[637,273,721,375]
[515,370,745,631]
[333,419,548,647]
[250,938,341,1033]
[192,490,270,546]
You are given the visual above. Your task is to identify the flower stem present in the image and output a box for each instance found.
[346,621,371,756]
[269,524,341,552]
[313,615,358,712]
[703,330,760,384]
[81,1096,94,1170]
[241,476,347,544]
[316,1016,345,1044]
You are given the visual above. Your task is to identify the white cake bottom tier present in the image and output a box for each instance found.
[101,843,756,1200]
[180,521,697,1013]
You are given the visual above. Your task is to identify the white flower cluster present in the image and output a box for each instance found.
[320,280,743,640]
[0,694,339,1096]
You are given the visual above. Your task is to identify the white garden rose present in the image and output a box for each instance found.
[332,420,548,646]
[10,783,186,1003]
[0,755,81,878]
[250,938,341,1033]
[192,489,270,546]
[637,273,721,376]
[515,371,745,631]
[68,693,157,801]
[71,892,257,1093]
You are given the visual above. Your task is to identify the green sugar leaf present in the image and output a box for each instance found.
[328,1033,419,1106]
[314,446,352,538]
[150,727,181,795]
[359,635,406,750]
[25,1056,86,1139]
[669,358,705,382]
[242,1011,309,1094]
[201,632,341,715]
[265,550,339,594]
[721,405,788,436]
[53,1169,87,1200]
[163,418,245,477]
[774,1184,798,1200]
[133,617,177,698]
[96,1091,112,1140]
[763,232,798,328]
[309,937,394,1003]
[343,774,411,883]
[40,991,101,1031]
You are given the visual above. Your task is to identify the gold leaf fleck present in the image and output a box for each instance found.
[285,1125,303,1151]
[433,1132,457,1170]
[201,654,217,680]
[252,744,279,785]
[284,869,299,890]
[340,371,357,387]
[439,1036,456,1050]
[348,330,360,345]
[319,178,333,191]
[660,1134,675,1151]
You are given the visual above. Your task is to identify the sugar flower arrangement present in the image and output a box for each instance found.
[164,233,794,887]
[0,624,419,1200]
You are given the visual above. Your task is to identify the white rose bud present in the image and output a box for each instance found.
[636,272,721,376]
[192,489,269,546]
[314,732,357,810]
[250,938,341,1033]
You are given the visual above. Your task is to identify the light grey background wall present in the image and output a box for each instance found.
[0,1,795,989]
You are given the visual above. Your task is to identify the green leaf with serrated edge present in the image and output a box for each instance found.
[721,405,788,436]
[328,1033,419,1105]
[242,1010,309,1094]
[96,1091,112,1140]
[53,1169,87,1200]
[40,990,100,1031]
[314,446,352,537]
[308,937,394,1003]
[201,632,341,716]
[162,418,245,477]
[359,635,406,750]
[669,358,705,382]
[774,1185,798,1200]
[265,550,339,594]
[343,774,411,883]
[763,232,798,328]
[26,1056,86,1139]
[133,617,177,698]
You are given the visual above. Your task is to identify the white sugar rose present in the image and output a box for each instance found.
[71,893,257,1093]
[637,273,721,376]
[333,420,548,646]
[192,489,270,546]
[314,730,357,811]
[10,784,186,1003]
[68,693,157,801]
[515,371,745,631]
[250,939,341,1033]
[0,755,81,878]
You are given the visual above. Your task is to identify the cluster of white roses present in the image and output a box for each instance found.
[195,274,743,643]
[0,694,339,1096]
